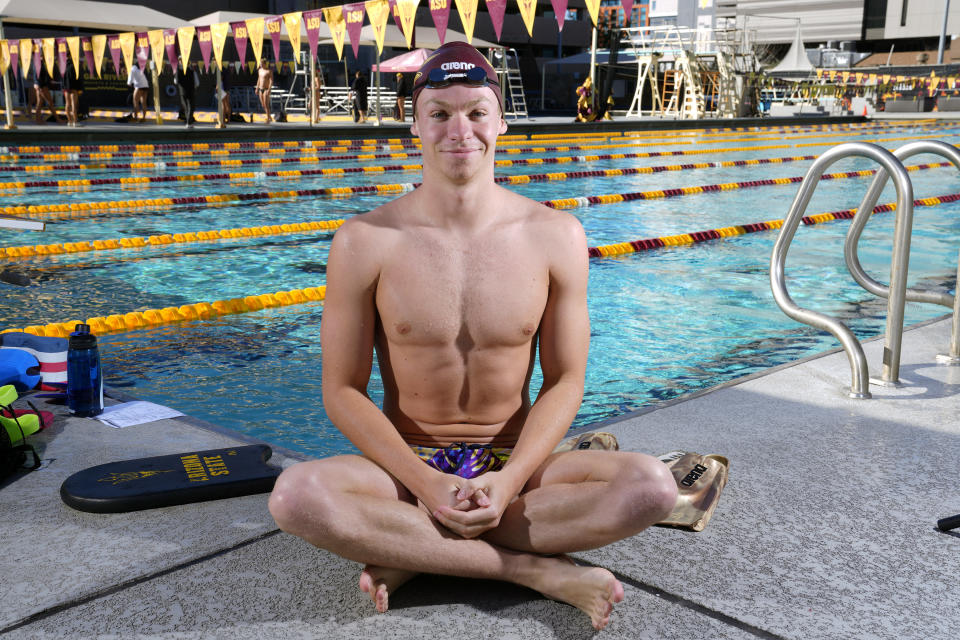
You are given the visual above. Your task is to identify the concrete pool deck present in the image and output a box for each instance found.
[1,314,958,639]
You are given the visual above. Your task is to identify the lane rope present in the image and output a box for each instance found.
[6,190,960,338]
[9,160,952,221]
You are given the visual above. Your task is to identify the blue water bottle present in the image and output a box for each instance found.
[67,324,104,417]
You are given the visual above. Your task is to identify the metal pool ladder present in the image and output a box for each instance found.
[770,141,960,398]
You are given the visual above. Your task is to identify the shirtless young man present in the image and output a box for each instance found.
[256,59,273,124]
[268,41,677,631]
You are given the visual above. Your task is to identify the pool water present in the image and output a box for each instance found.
[1,121,959,458]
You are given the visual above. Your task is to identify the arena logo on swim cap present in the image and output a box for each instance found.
[441,62,475,70]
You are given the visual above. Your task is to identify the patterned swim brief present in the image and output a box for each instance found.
[410,442,512,479]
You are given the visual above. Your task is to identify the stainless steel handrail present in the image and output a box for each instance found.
[770,142,914,398]
[844,140,960,365]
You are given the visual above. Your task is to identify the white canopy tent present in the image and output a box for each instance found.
[768,22,814,74]
[0,0,181,31]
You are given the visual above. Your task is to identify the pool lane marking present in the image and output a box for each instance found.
[7,159,950,221]
[4,128,954,177]
[4,122,953,166]
[540,161,953,210]
[0,120,939,155]
[14,118,948,154]
[588,192,960,257]
[4,125,955,165]
[0,153,824,192]
[5,191,960,339]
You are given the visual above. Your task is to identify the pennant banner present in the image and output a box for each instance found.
[82,37,97,77]
[18,40,30,79]
[0,41,9,78]
[304,9,324,62]
[621,0,634,26]
[67,36,81,78]
[517,0,536,37]
[283,12,303,59]
[118,32,135,75]
[177,26,195,69]
[323,6,347,61]
[148,30,165,73]
[265,15,283,63]
[55,38,67,77]
[344,3,366,59]
[430,0,451,45]
[196,25,212,71]
[9,40,19,79]
[549,0,566,31]
[485,0,506,41]
[454,0,478,44]
[42,38,55,78]
[107,35,121,74]
[210,22,229,70]
[136,32,149,70]
[396,0,419,48]
[584,0,601,27]
[32,39,43,78]
[366,0,391,55]
[163,29,179,74]
[230,21,250,68]
[246,17,265,63]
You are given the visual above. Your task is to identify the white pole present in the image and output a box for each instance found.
[310,51,317,125]
[938,0,952,65]
[216,65,224,128]
[0,20,16,130]
[375,48,382,126]
[590,24,598,112]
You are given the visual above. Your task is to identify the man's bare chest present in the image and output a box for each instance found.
[375,238,549,347]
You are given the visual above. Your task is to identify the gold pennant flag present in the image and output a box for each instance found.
[177,26,195,65]
[148,30,165,72]
[517,0,537,37]
[42,38,55,77]
[91,34,106,77]
[881,74,890,84]
[0,41,9,78]
[815,68,823,79]
[210,22,229,70]
[396,0,419,48]
[118,32,135,73]
[584,0,601,26]
[246,17,265,62]
[247,60,256,74]
[323,6,347,61]
[455,0,479,43]
[66,36,80,77]
[855,72,863,84]
[283,12,303,56]
[366,0,391,54]
[19,39,31,79]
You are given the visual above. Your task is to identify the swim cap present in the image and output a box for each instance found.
[412,41,503,116]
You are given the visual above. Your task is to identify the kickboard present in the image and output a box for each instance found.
[60,444,281,513]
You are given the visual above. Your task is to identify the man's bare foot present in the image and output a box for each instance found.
[358,565,419,613]
[533,557,624,630]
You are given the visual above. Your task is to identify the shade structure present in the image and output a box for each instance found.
[371,48,431,72]
[769,21,814,73]
[0,0,181,31]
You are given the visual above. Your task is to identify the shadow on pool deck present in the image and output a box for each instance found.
[1,316,959,639]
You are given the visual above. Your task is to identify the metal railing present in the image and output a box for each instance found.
[843,140,960,367]
[770,142,915,398]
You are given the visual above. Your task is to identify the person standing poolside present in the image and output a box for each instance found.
[350,70,368,123]
[62,59,84,127]
[127,63,149,122]
[256,58,273,124]
[268,41,678,631]
[395,71,408,121]
[176,60,198,128]
[32,64,61,124]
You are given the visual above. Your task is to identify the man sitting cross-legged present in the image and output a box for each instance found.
[268,41,678,631]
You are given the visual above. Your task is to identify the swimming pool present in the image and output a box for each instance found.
[1,120,959,458]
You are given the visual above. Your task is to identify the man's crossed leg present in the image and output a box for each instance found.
[269,449,677,630]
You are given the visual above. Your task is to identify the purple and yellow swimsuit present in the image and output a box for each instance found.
[410,442,512,479]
